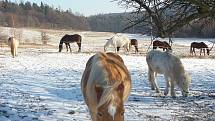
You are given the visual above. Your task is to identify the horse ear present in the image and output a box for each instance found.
[117,83,124,93]
[95,85,103,101]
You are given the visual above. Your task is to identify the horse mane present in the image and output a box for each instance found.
[94,52,130,108]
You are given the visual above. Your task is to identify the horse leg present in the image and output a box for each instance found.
[194,48,196,56]
[124,45,130,54]
[148,68,155,90]
[170,77,176,97]
[65,43,69,52]
[77,43,81,52]
[68,43,72,53]
[203,49,205,56]
[200,49,202,56]
[135,46,138,53]
[15,46,17,57]
[164,75,170,96]
[148,69,160,93]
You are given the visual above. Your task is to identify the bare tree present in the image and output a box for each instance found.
[115,0,215,38]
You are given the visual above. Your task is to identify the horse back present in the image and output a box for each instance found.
[146,50,183,76]
[191,42,208,48]
[61,34,81,43]
[113,34,130,47]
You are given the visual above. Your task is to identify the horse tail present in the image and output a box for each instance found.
[190,43,193,54]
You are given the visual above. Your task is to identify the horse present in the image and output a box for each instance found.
[8,37,19,58]
[58,34,82,52]
[146,50,191,97]
[190,42,212,56]
[104,34,130,53]
[81,52,131,121]
[130,39,139,53]
[153,40,172,51]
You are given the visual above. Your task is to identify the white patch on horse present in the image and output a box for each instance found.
[108,104,116,120]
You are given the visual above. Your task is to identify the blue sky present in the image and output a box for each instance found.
[11,0,130,16]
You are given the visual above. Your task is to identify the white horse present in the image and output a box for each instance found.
[146,50,191,97]
[104,34,130,53]
[8,37,19,58]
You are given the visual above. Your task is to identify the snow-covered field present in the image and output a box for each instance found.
[0,28,215,121]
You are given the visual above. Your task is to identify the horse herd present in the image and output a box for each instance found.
[7,34,213,58]
[57,34,214,56]
[6,34,213,121]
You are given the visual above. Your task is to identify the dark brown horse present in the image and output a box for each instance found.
[130,39,138,53]
[59,34,82,52]
[190,42,213,56]
[153,40,172,51]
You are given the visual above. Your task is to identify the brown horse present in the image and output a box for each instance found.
[81,52,131,121]
[153,40,172,51]
[130,39,138,53]
[59,34,82,52]
[190,42,213,56]
[8,37,19,58]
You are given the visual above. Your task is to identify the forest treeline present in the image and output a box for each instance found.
[0,0,90,30]
[0,0,215,38]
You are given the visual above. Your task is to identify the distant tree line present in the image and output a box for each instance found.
[0,0,214,38]
[88,13,215,38]
[0,0,90,30]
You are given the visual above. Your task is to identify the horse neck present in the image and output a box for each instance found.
[104,40,112,47]
[59,41,63,45]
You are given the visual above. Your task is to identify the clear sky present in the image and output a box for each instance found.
[11,0,130,16]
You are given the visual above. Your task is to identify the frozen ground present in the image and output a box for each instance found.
[0,47,214,121]
[0,27,215,120]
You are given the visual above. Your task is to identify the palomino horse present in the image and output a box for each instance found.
[8,37,19,58]
[153,40,172,51]
[81,52,131,121]
[130,39,138,53]
[104,34,130,53]
[190,42,213,56]
[146,50,191,97]
[59,34,82,52]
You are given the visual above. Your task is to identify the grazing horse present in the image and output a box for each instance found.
[130,39,139,53]
[153,40,172,51]
[81,52,131,121]
[8,37,19,58]
[59,34,82,52]
[104,34,130,53]
[146,50,191,97]
[190,42,212,56]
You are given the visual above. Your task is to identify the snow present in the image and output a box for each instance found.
[0,28,214,120]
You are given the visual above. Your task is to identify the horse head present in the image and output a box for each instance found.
[104,38,111,52]
[95,83,125,121]
[180,72,191,97]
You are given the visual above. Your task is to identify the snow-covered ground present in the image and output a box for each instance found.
[0,27,215,120]
[0,47,214,121]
